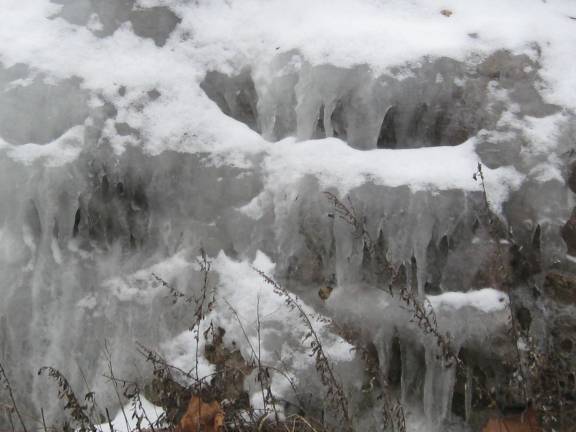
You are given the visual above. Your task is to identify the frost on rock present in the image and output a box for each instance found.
[1,0,576,431]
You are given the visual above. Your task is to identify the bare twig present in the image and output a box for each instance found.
[105,408,114,432]
[473,163,529,401]
[103,342,130,432]
[254,268,352,432]
[37,367,96,432]
[0,361,28,432]
[40,408,48,432]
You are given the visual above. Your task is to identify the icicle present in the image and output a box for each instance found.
[400,343,425,407]
[465,364,473,423]
[423,346,457,429]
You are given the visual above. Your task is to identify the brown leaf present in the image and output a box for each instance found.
[177,395,224,432]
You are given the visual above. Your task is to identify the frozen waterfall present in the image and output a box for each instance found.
[1,1,576,431]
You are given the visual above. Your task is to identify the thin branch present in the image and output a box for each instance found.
[103,342,130,432]
[0,361,28,432]
[254,268,352,432]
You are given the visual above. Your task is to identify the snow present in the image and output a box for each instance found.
[102,251,191,303]
[0,0,566,212]
[185,0,576,87]
[97,396,165,432]
[264,137,523,210]
[212,250,354,362]
[427,288,509,313]
[161,330,215,380]
[0,0,568,212]
[161,251,354,408]
[0,0,574,160]
[0,125,85,167]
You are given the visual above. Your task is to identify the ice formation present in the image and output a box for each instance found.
[1,0,576,431]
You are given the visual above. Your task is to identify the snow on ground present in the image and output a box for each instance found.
[97,396,165,432]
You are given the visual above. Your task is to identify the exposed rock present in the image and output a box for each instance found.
[204,327,253,404]
[561,208,576,256]
[114,122,140,137]
[129,7,181,47]
[567,161,576,194]
[516,306,532,332]
[543,271,576,305]
[318,285,333,300]
[477,51,559,118]
[53,0,180,45]
[200,69,259,133]
[53,0,134,36]
[143,377,192,425]
[475,132,522,169]
[551,314,576,359]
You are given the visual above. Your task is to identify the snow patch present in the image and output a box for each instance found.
[428,288,509,313]
[264,137,523,209]
[97,396,165,432]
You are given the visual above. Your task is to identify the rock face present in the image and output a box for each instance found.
[129,7,181,47]
[0,1,575,432]
[561,210,576,257]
